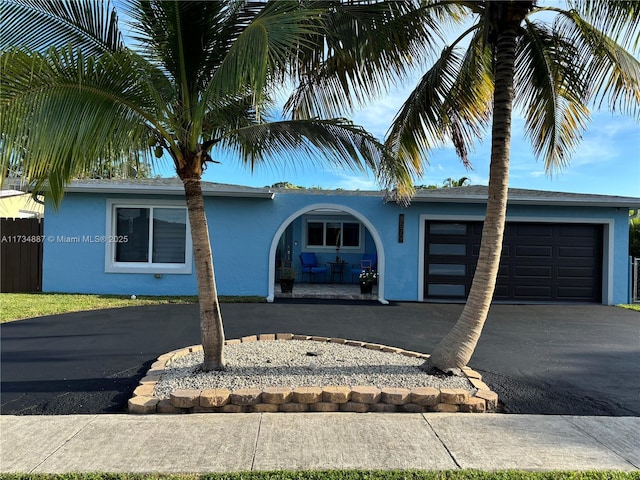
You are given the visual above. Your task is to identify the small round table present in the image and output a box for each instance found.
[328,261,347,284]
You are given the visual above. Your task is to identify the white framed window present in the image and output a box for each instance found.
[304,219,362,251]
[105,199,192,274]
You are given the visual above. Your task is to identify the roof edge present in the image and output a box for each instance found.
[63,181,275,199]
[411,195,640,208]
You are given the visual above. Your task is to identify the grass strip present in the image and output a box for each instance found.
[1,472,639,480]
[617,304,640,312]
[0,293,265,323]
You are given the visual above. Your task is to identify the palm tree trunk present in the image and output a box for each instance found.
[183,176,225,371]
[426,13,522,371]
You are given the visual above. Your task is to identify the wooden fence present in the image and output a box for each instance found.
[0,218,43,293]
[633,257,639,303]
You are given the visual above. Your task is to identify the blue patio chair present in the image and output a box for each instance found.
[299,252,328,283]
[351,253,378,282]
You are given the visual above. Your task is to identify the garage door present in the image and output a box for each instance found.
[424,221,603,302]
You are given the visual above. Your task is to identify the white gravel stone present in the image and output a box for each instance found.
[153,340,474,400]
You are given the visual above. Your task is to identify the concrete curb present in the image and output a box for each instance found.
[128,334,499,415]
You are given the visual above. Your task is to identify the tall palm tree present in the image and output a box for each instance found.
[288,0,640,370]
[0,0,425,371]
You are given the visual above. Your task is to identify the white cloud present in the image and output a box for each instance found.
[351,88,412,139]
[318,170,379,190]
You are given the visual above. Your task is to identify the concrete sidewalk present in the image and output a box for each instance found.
[1,413,638,473]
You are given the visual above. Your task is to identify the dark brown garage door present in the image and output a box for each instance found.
[424,221,603,302]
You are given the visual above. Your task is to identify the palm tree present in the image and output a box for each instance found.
[0,0,424,371]
[422,1,638,371]
[444,176,470,188]
[288,0,640,370]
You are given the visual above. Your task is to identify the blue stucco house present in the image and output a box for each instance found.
[42,178,639,305]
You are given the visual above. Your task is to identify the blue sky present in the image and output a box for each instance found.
[169,86,639,198]
[143,7,639,199]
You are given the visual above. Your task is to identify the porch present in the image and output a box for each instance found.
[273,282,378,300]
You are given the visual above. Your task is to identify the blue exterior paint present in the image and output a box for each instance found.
[43,188,633,304]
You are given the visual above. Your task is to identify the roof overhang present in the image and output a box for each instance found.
[411,193,640,209]
[0,189,29,199]
[63,181,275,199]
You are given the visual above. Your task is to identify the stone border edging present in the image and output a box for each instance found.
[128,333,498,414]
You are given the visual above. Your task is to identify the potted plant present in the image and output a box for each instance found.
[359,270,378,294]
[280,264,296,293]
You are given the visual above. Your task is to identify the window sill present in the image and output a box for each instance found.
[105,263,192,275]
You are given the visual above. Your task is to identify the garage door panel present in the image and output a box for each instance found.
[558,246,597,258]
[515,245,553,257]
[425,221,602,303]
[516,224,554,236]
[428,263,466,275]
[470,224,484,235]
[494,284,510,298]
[429,243,466,255]
[514,285,553,298]
[558,266,597,278]
[558,224,597,236]
[515,265,553,278]
[497,264,509,276]
[427,284,467,297]
[429,223,467,235]
[557,286,597,299]
[559,233,599,243]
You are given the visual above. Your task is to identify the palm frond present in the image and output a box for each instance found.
[386,27,491,174]
[204,1,323,117]
[201,94,265,146]
[126,1,247,92]
[569,0,640,51]
[217,118,414,198]
[0,0,122,54]
[516,19,591,172]
[0,46,159,203]
[284,0,458,120]
[553,8,640,119]
[445,27,494,167]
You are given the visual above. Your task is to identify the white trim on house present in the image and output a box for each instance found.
[418,214,614,305]
[104,198,193,274]
[267,203,387,304]
[301,216,365,254]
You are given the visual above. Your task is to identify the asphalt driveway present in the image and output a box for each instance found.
[1,301,638,416]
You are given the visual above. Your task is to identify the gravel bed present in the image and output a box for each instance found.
[153,340,475,400]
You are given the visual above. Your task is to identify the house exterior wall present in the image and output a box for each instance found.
[43,190,632,304]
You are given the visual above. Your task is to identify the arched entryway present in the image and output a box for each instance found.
[267,203,387,304]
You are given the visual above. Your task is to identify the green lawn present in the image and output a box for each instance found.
[1,471,638,480]
[3,293,637,323]
[0,472,638,480]
[618,304,640,312]
[0,293,264,323]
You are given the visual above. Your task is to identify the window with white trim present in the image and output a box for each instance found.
[305,219,361,250]
[105,200,192,274]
